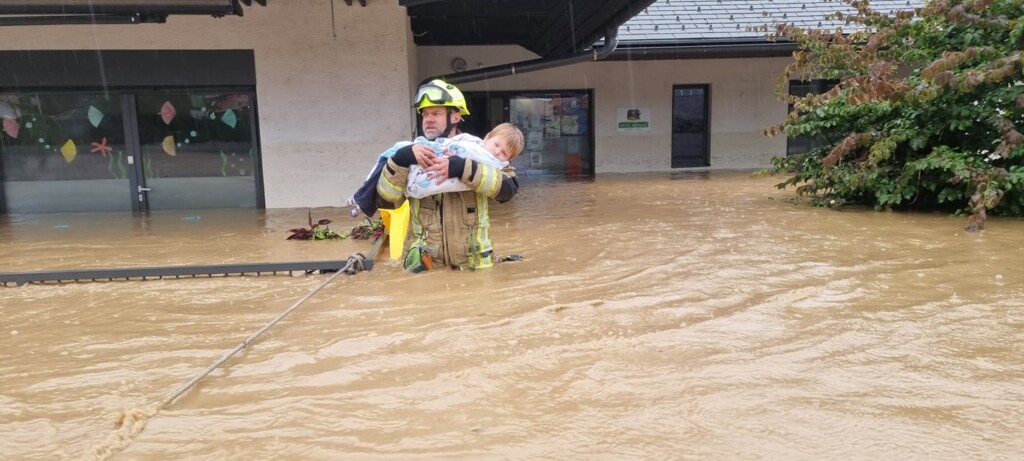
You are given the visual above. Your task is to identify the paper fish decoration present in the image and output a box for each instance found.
[162,136,176,156]
[60,139,77,163]
[160,101,176,125]
[88,106,104,128]
[221,109,237,128]
[1,116,18,139]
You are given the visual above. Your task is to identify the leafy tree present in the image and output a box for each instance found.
[763,0,1024,231]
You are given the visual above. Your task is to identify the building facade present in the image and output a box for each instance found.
[0,0,914,214]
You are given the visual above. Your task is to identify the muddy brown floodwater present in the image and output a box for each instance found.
[1,171,1022,460]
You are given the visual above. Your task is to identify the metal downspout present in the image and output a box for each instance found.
[435,27,620,86]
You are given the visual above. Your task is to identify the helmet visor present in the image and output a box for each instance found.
[413,83,453,107]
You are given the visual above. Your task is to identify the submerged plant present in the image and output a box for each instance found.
[349,218,384,241]
[286,210,345,240]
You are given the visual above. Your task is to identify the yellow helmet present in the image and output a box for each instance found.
[413,79,470,115]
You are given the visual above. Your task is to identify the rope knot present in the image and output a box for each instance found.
[342,253,367,275]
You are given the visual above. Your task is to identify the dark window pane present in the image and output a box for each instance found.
[0,92,130,212]
[509,93,590,177]
[786,79,838,156]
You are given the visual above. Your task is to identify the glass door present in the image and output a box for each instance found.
[134,91,259,211]
[671,85,710,168]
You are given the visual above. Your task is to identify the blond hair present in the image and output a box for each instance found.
[486,123,526,161]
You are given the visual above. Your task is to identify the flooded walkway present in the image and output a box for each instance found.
[2,172,1023,460]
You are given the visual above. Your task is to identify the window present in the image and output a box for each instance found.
[0,50,262,214]
[787,79,838,156]
[466,89,594,178]
[0,92,130,213]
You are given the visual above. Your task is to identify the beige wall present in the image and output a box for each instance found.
[0,0,415,208]
[419,46,792,173]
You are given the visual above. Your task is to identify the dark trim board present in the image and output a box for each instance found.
[0,49,256,90]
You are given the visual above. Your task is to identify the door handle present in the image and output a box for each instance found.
[138,185,152,193]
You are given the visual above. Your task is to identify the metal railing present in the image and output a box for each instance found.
[0,260,354,287]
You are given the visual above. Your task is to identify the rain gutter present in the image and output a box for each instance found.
[0,0,257,26]
[0,14,166,26]
[604,41,798,61]
[0,1,239,15]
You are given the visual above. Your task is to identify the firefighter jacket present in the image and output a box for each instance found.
[376,148,519,270]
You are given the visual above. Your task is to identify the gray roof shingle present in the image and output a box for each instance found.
[617,0,923,44]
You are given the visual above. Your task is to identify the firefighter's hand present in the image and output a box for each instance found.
[411,144,439,168]
[425,157,450,184]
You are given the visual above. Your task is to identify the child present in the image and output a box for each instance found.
[346,123,524,217]
[406,123,524,198]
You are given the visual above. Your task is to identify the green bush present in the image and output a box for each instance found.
[763,0,1024,230]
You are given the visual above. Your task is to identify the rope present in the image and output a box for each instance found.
[81,253,371,460]
[161,253,366,408]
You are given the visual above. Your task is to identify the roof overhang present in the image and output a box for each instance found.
[0,0,265,26]
[400,0,658,58]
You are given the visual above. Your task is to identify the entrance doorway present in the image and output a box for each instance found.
[671,84,710,168]
[464,90,594,178]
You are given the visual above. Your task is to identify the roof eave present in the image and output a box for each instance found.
[606,39,798,61]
